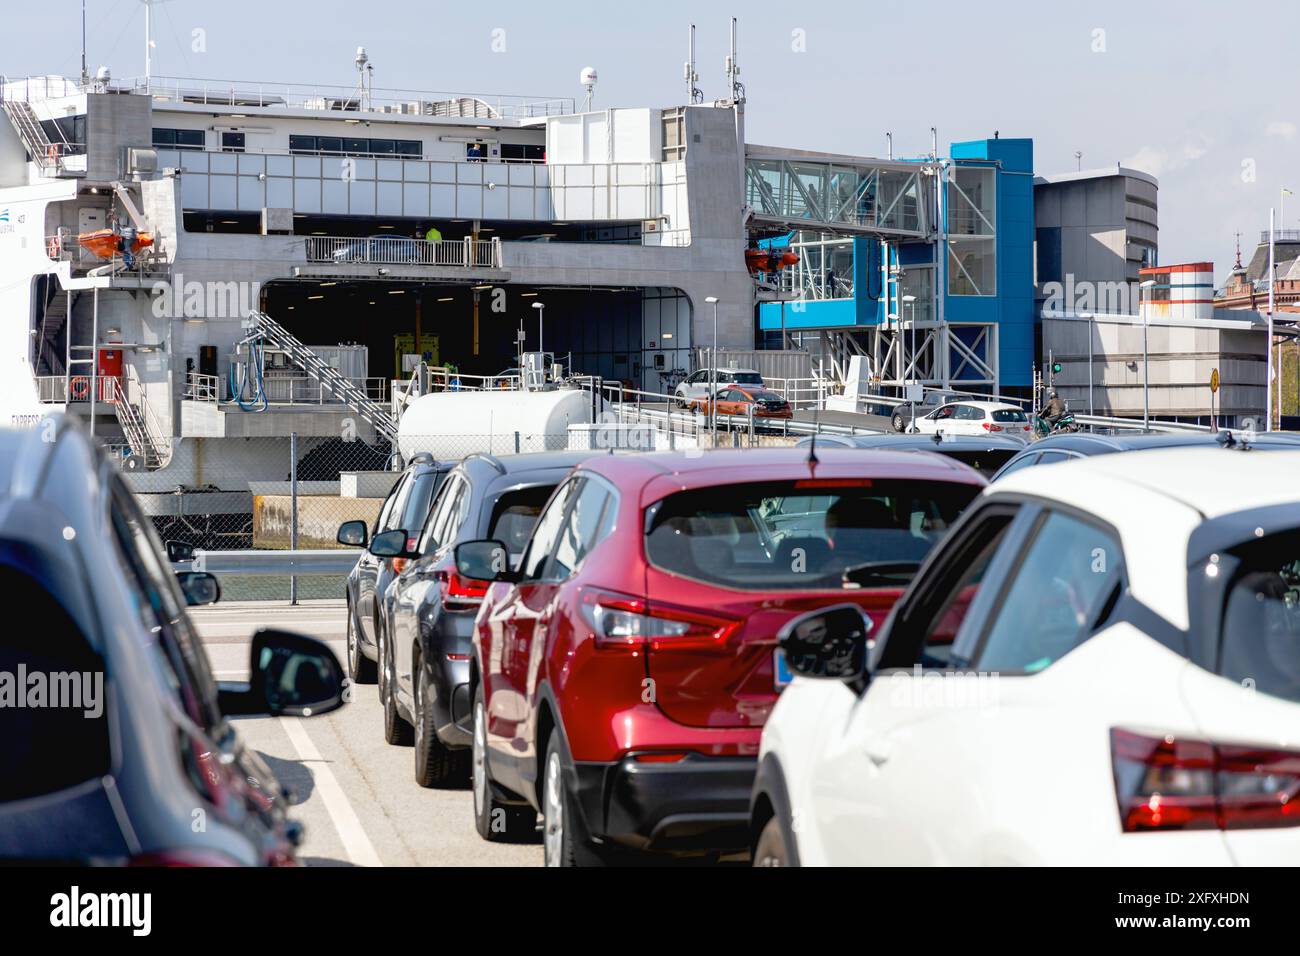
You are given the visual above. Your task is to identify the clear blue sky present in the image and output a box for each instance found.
[11,0,1298,281]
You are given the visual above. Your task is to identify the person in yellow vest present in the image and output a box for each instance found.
[423,224,442,243]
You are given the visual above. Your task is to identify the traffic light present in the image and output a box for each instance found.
[1052,362,1063,375]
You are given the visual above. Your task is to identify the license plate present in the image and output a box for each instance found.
[774,648,794,690]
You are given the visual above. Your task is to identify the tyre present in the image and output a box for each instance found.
[542,733,610,867]
[472,686,536,842]
[379,622,413,746]
[891,411,905,433]
[345,598,377,685]
[752,816,793,867]
[414,657,469,787]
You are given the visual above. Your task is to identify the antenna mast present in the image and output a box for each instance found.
[685,24,702,104]
[725,17,745,104]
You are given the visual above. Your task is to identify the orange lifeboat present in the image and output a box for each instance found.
[745,247,799,275]
[77,229,154,260]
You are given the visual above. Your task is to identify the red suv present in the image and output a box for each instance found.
[454,448,984,865]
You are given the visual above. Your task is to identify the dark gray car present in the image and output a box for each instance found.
[338,455,451,684]
[0,419,344,865]
[372,451,607,786]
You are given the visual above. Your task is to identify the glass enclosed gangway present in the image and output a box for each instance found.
[745,147,936,240]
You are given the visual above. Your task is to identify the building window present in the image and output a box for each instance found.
[780,231,854,300]
[947,165,997,296]
[1035,227,1062,285]
[221,131,245,153]
[661,107,686,162]
[898,267,934,323]
[153,127,204,151]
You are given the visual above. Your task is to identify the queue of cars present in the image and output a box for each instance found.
[335,420,1300,867]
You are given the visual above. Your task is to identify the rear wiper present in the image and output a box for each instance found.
[842,561,922,588]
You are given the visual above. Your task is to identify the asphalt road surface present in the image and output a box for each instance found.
[192,600,542,867]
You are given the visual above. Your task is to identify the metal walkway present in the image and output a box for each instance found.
[745,146,936,239]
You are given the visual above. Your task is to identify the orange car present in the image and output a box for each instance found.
[691,385,794,420]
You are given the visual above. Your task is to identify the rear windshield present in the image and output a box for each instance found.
[728,372,763,385]
[645,479,979,591]
[938,449,1019,478]
[992,409,1028,422]
[488,484,557,557]
[748,390,786,403]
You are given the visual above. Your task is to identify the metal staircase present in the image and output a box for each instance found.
[36,287,70,377]
[244,311,399,443]
[2,99,71,175]
[107,378,168,470]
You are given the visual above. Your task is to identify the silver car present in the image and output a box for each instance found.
[673,367,764,407]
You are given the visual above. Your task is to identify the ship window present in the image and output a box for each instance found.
[316,136,342,154]
[221,132,245,153]
[153,128,204,151]
[500,143,544,164]
[394,140,422,157]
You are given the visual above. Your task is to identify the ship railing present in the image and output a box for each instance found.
[183,372,220,403]
[304,235,501,269]
[129,75,575,120]
[239,375,389,406]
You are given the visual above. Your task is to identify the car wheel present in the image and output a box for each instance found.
[414,657,469,788]
[380,623,413,746]
[542,733,610,867]
[892,411,905,432]
[752,816,794,867]
[472,686,535,842]
[346,598,377,685]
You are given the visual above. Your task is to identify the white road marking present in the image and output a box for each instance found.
[279,716,384,868]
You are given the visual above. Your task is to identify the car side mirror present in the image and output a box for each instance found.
[166,539,195,563]
[777,603,871,683]
[454,539,514,582]
[338,519,368,547]
[369,528,413,558]
[218,628,346,718]
[176,570,220,607]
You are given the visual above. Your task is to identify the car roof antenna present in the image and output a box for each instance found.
[807,410,820,469]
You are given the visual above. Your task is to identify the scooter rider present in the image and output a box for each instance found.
[1042,390,1067,428]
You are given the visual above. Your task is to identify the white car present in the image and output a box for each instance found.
[752,446,1300,865]
[907,400,1031,437]
[674,367,763,407]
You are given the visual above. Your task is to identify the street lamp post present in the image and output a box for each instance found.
[705,296,719,444]
[1139,279,1156,431]
[531,300,545,351]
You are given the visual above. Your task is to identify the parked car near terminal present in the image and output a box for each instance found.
[453,447,985,865]
[689,385,793,422]
[368,452,608,786]
[674,367,764,407]
[903,400,1032,438]
[752,445,1300,866]
[796,433,1026,479]
[0,420,344,865]
[338,454,451,684]
[991,429,1300,481]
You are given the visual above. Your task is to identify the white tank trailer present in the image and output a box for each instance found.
[397,387,607,461]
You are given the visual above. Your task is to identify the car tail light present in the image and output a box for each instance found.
[1111,728,1300,832]
[579,589,740,651]
[982,422,1003,432]
[434,567,488,608]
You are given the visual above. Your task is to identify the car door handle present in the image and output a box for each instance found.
[863,737,892,767]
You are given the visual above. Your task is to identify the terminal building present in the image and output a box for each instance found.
[0,51,1276,515]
